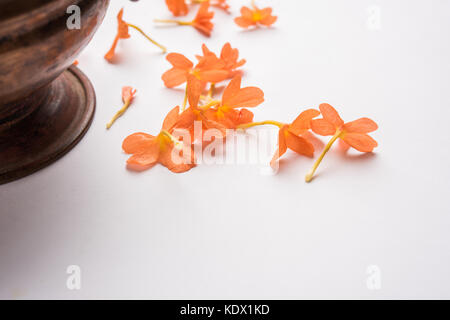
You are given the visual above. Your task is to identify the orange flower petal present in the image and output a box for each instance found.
[341,133,378,152]
[222,75,242,106]
[187,75,203,108]
[259,7,272,17]
[176,108,197,129]
[319,103,344,128]
[235,7,255,28]
[286,130,315,157]
[199,70,229,83]
[241,6,253,20]
[203,118,228,136]
[117,9,130,39]
[165,0,189,17]
[122,132,156,154]
[229,87,264,109]
[259,14,277,26]
[195,1,214,20]
[234,59,246,69]
[122,86,136,103]
[220,42,234,59]
[167,53,193,70]
[204,109,235,128]
[162,68,188,88]
[343,117,378,133]
[310,119,336,136]
[104,35,120,63]
[196,52,224,69]
[194,23,213,37]
[201,44,213,56]
[270,126,288,167]
[224,114,241,128]
[258,7,277,26]
[159,144,196,173]
[237,108,254,125]
[289,109,320,135]
[234,16,255,28]
[212,0,230,12]
[222,75,264,109]
[127,149,159,167]
[192,2,214,37]
[338,139,351,152]
[162,106,180,132]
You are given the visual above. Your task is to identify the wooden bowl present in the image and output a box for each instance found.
[0,0,110,184]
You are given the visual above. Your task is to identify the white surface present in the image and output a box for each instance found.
[1,0,450,299]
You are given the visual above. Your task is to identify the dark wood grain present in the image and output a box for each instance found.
[0,66,95,184]
[0,0,110,184]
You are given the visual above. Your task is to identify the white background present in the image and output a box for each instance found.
[1,0,450,299]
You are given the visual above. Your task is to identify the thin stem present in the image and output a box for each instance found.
[154,19,192,26]
[160,130,182,147]
[198,100,221,111]
[237,120,284,130]
[305,130,342,182]
[181,84,188,112]
[160,130,175,141]
[207,83,215,98]
[106,100,131,129]
[200,95,212,102]
[127,23,167,53]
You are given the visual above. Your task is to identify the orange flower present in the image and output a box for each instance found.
[270,110,320,167]
[197,43,246,78]
[305,103,378,182]
[192,1,215,36]
[155,2,215,37]
[122,106,195,173]
[238,109,319,167]
[205,107,254,129]
[105,8,166,63]
[104,9,130,62]
[204,75,264,128]
[166,0,189,16]
[162,52,228,88]
[234,2,277,29]
[106,87,137,129]
[174,75,228,141]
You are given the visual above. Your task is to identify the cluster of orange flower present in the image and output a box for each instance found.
[102,2,378,182]
[156,0,277,37]
[121,42,378,181]
[166,0,230,16]
[104,1,277,63]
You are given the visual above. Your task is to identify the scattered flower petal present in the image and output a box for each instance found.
[107,86,137,129]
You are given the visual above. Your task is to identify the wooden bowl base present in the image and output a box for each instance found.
[0,66,95,185]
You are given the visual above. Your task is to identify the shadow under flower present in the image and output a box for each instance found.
[238,26,277,34]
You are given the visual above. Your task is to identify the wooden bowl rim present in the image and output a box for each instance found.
[0,0,86,38]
